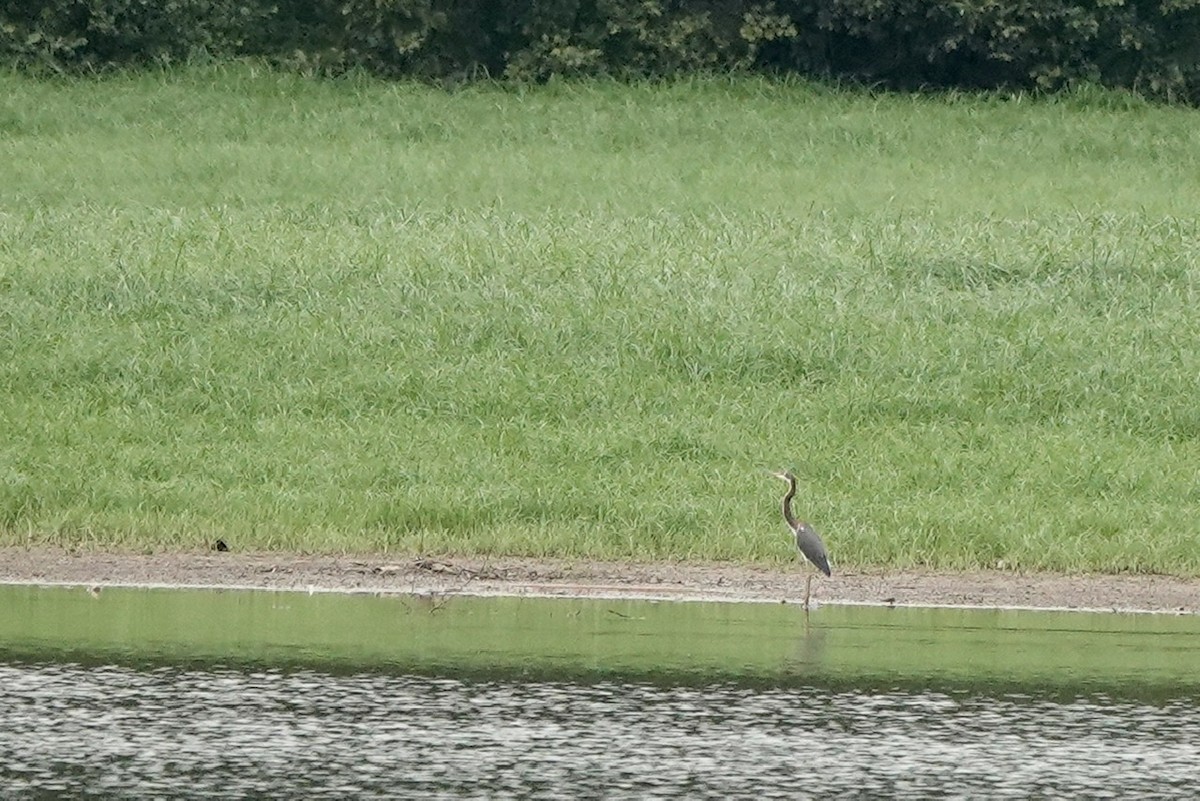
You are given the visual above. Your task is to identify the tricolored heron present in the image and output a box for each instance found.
[770,470,831,609]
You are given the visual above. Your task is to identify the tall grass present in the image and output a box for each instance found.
[2,66,1200,573]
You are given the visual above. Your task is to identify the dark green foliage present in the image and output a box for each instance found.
[3,0,1200,99]
[0,0,275,70]
[798,0,1200,101]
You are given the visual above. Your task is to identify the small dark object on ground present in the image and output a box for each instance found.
[214,539,229,552]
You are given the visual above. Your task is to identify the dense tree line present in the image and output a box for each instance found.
[3,0,1199,100]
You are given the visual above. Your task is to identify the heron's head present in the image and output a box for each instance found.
[769,470,795,483]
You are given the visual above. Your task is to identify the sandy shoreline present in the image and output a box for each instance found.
[1,547,1196,614]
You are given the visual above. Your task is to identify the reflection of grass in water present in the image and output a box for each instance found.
[3,586,1199,698]
[2,68,1200,573]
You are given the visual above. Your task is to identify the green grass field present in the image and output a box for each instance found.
[2,66,1200,574]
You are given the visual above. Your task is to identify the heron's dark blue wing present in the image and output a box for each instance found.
[794,522,831,576]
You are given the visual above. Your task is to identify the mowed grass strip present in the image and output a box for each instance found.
[2,67,1200,573]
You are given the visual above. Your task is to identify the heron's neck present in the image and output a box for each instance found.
[781,479,798,529]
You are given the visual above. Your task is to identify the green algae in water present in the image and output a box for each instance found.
[2,584,1198,698]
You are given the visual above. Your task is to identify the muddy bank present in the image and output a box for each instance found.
[1,547,1196,614]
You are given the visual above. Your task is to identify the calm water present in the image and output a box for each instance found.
[2,585,1199,798]
[2,662,1198,799]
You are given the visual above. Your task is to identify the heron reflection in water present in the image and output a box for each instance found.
[770,470,831,609]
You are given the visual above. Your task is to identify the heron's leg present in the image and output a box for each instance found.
[803,572,813,609]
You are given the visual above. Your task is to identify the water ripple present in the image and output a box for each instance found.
[1,663,1196,799]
